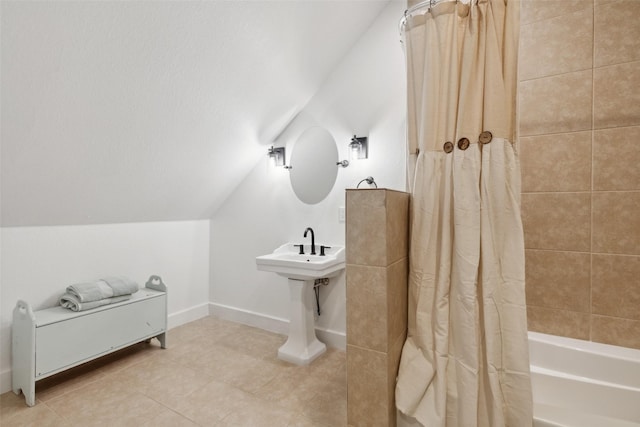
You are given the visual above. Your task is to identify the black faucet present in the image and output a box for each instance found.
[304,227,316,255]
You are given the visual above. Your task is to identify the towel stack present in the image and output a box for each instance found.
[59,276,139,312]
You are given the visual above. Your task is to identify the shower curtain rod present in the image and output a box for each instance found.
[399,0,462,30]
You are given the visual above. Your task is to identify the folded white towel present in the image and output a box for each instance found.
[65,276,139,303]
[102,276,138,297]
[59,293,131,312]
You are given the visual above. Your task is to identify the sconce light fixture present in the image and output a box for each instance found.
[268,146,286,167]
[337,135,368,168]
[349,135,368,160]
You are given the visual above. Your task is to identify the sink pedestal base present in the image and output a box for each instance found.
[278,278,326,365]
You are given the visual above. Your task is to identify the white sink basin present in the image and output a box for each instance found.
[256,243,345,280]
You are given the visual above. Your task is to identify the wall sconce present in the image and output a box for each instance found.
[268,146,286,166]
[349,135,368,161]
[337,135,368,167]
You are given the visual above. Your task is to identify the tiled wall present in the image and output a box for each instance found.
[519,0,640,349]
[345,189,409,427]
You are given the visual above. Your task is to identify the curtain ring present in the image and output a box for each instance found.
[443,141,454,153]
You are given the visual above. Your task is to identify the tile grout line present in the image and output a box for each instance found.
[520,57,640,85]
[589,0,596,342]
[521,122,640,139]
[523,190,640,195]
[42,399,72,426]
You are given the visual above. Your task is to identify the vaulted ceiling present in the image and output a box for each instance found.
[1,0,390,226]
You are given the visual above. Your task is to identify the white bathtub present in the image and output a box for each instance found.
[397,332,640,427]
[530,331,640,427]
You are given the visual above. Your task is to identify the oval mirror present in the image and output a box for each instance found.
[289,127,339,205]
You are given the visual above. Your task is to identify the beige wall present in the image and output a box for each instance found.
[519,0,640,349]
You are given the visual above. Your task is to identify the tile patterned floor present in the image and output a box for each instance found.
[0,316,347,426]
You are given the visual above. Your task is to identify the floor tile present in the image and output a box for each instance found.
[1,315,347,427]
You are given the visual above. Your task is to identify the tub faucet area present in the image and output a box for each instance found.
[304,227,316,255]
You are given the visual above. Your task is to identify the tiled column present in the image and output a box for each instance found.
[345,189,409,427]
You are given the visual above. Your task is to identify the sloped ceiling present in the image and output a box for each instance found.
[0,0,390,226]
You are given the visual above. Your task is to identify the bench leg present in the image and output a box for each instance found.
[15,384,35,407]
[12,357,36,406]
[156,332,167,349]
[25,386,35,407]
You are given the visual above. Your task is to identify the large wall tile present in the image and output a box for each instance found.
[520,70,592,136]
[527,305,590,339]
[387,258,408,347]
[346,265,388,352]
[520,8,592,81]
[592,254,640,320]
[347,345,391,427]
[592,315,640,350]
[387,333,406,402]
[525,250,590,312]
[594,61,640,129]
[520,131,591,192]
[346,190,387,266]
[346,189,409,267]
[385,191,410,265]
[521,193,591,251]
[521,0,593,25]
[385,334,405,427]
[594,0,640,67]
[592,191,640,255]
[593,126,640,190]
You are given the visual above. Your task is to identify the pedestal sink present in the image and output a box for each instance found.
[256,243,345,365]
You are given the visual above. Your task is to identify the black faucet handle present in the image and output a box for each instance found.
[320,245,331,256]
[294,244,305,255]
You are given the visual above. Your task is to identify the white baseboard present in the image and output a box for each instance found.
[209,302,346,350]
[0,369,12,395]
[316,327,346,351]
[167,302,210,329]
[209,302,289,335]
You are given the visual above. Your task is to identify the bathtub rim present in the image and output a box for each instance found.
[528,331,640,363]
[529,330,640,425]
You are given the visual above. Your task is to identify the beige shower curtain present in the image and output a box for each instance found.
[395,0,533,426]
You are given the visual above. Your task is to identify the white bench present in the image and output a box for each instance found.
[12,276,168,406]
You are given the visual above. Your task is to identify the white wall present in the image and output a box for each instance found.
[0,0,387,227]
[210,1,408,346]
[0,220,210,393]
[0,0,408,397]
